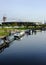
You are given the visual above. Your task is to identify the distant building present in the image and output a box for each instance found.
[2,21,42,27]
[35,22,42,25]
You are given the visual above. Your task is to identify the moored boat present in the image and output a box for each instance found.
[14,31,25,39]
[5,35,14,43]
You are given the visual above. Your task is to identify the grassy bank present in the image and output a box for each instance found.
[0,28,21,36]
[0,28,9,36]
[0,25,46,36]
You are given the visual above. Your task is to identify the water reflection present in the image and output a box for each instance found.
[0,43,9,53]
[0,30,43,53]
[0,30,46,65]
[26,30,42,36]
[0,37,24,53]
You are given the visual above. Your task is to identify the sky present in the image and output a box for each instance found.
[0,0,46,23]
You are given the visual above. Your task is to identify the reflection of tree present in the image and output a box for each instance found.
[0,43,9,53]
[32,30,37,35]
[0,36,17,54]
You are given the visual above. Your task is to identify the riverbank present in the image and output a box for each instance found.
[0,26,46,38]
[0,28,23,38]
[0,28,9,37]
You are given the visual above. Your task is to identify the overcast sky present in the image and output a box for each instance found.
[0,0,46,22]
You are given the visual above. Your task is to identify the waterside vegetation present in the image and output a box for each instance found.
[0,22,46,37]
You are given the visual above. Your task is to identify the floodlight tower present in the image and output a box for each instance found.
[3,16,7,22]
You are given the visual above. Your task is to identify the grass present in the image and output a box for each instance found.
[0,28,9,36]
[0,25,46,36]
[0,27,22,36]
[0,27,26,36]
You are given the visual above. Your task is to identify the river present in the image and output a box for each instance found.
[0,30,46,65]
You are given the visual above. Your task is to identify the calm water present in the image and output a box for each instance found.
[0,31,46,65]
